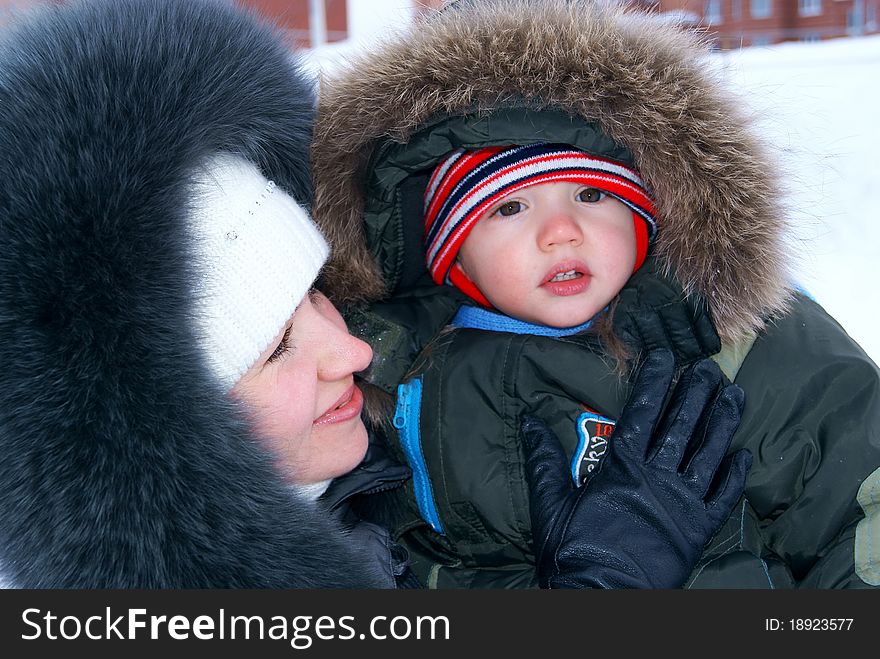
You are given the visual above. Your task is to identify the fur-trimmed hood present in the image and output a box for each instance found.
[0,0,384,588]
[312,0,793,343]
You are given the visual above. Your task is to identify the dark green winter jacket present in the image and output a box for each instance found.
[311,0,880,588]
[346,271,880,589]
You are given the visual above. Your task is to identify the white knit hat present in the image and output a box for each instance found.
[188,154,329,390]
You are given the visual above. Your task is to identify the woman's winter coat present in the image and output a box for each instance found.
[310,0,880,588]
[0,0,388,588]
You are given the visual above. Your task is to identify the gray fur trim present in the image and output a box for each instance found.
[0,0,384,588]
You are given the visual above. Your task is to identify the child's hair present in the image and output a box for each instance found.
[422,142,657,312]
[591,297,633,377]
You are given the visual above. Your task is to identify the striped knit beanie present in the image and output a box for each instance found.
[424,143,657,307]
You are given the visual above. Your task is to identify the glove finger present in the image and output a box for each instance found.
[689,300,722,357]
[682,384,744,498]
[614,310,642,351]
[613,348,676,460]
[649,358,723,470]
[521,416,572,510]
[705,449,753,520]
[653,302,691,358]
[659,293,722,361]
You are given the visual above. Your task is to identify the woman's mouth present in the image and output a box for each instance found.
[313,384,364,426]
[541,261,591,296]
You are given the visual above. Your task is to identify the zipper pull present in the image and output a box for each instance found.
[393,382,408,429]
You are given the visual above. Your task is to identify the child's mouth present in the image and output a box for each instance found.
[548,269,581,282]
[542,261,591,296]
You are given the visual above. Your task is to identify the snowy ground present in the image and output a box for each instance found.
[311,7,880,365]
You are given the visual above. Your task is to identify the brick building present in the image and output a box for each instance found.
[404,1,880,48]
[3,1,875,50]
[0,0,350,48]
[655,1,879,48]
[236,0,349,48]
[0,0,51,25]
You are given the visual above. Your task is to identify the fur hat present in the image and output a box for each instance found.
[0,0,383,588]
[312,0,793,344]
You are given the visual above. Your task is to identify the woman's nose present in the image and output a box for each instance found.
[537,211,584,250]
[318,319,374,381]
[345,332,374,375]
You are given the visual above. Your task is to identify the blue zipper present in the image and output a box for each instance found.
[393,377,444,534]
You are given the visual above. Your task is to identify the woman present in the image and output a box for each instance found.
[0,0,390,589]
[0,0,745,589]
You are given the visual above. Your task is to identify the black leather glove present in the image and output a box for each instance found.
[522,349,752,589]
[613,257,721,366]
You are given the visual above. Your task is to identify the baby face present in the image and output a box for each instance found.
[457,181,636,328]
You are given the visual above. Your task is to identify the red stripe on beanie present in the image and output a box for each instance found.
[424,147,505,229]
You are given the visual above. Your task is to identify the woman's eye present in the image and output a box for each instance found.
[578,188,606,203]
[496,200,522,217]
[266,327,292,364]
[267,342,287,364]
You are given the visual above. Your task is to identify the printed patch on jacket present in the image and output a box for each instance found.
[572,409,616,486]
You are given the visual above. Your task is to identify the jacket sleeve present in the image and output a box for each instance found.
[733,294,880,588]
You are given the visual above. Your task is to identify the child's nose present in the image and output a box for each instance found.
[537,212,584,250]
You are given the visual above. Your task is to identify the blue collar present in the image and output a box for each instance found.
[450,305,594,337]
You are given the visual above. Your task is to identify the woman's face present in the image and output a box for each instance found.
[231,290,373,485]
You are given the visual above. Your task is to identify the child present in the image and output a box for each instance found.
[423,142,656,332]
[312,0,880,588]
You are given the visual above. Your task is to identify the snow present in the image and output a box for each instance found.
[716,36,880,365]
[309,7,880,365]
[304,0,414,74]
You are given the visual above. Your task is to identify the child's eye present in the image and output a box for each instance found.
[495,200,523,217]
[578,188,606,203]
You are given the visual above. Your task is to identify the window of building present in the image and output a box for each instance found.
[801,32,821,42]
[847,1,875,32]
[799,0,822,17]
[751,0,772,19]
[847,7,860,30]
[751,35,772,46]
[705,0,723,23]
[732,0,742,21]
